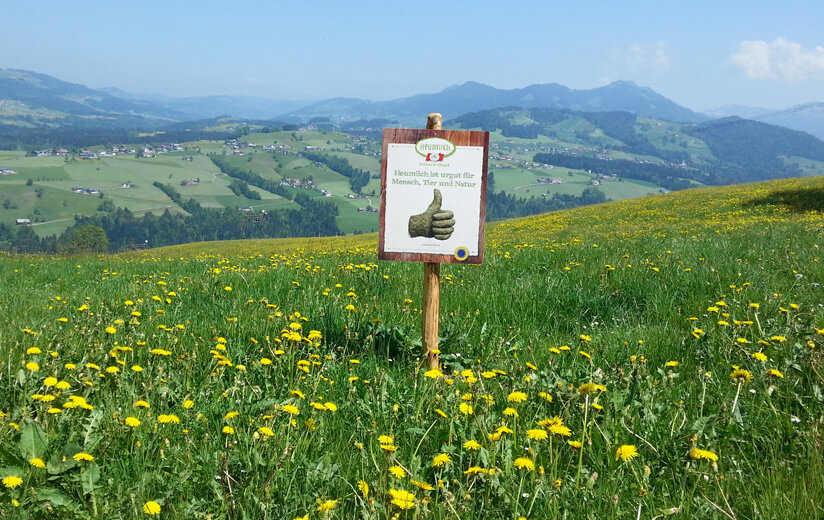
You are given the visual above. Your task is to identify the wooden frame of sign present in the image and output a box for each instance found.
[378,128,489,264]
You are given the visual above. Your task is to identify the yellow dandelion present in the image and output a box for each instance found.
[526,428,548,440]
[389,489,415,509]
[29,458,46,468]
[689,448,718,462]
[729,369,753,384]
[388,465,406,479]
[507,391,527,403]
[125,417,141,427]
[513,457,535,471]
[73,452,94,462]
[2,476,23,488]
[463,439,481,450]
[143,501,161,516]
[615,445,639,462]
[432,453,452,468]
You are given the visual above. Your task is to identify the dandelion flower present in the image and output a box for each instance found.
[357,480,369,498]
[665,360,679,367]
[729,369,753,384]
[143,501,161,516]
[615,445,638,462]
[432,453,452,467]
[2,476,23,488]
[751,352,768,362]
[125,417,141,427]
[389,489,415,509]
[282,404,300,415]
[73,452,94,462]
[549,423,572,437]
[459,403,473,415]
[507,391,527,403]
[258,426,274,437]
[526,428,549,440]
[568,440,582,448]
[157,414,180,424]
[222,425,235,435]
[424,368,442,378]
[463,439,481,450]
[29,458,46,468]
[578,383,606,395]
[513,457,535,471]
[388,465,406,479]
[502,407,519,418]
[688,448,718,462]
[766,368,784,378]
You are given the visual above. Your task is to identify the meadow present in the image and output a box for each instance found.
[1,176,823,519]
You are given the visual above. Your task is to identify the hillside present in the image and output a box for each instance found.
[5,107,824,252]
[1,176,823,519]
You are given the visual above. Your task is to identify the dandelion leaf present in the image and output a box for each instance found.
[18,421,49,460]
[80,461,101,494]
[34,486,73,507]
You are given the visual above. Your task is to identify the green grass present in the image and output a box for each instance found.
[1,176,823,519]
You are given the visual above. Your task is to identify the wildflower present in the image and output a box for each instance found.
[549,423,572,437]
[692,329,705,339]
[507,391,528,403]
[411,479,435,490]
[568,440,582,448]
[389,465,406,479]
[26,361,40,371]
[736,337,750,344]
[749,302,760,309]
[513,457,535,471]
[578,383,606,395]
[615,445,639,462]
[357,480,369,498]
[464,466,487,475]
[766,369,784,378]
[378,435,394,444]
[526,429,548,440]
[134,400,150,408]
[105,326,117,334]
[258,426,274,437]
[432,453,452,467]
[435,409,448,419]
[665,360,679,367]
[689,448,719,462]
[503,407,519,418]
[579,350,591,359]
[729,369,753,384]
[771,336,787,342]
[389,489,415,509]
[158,414,180,424]
[29,458,46,468]
[282,404,300,415]
[424,368,442,378]
[463,439,481,450]
[224,411,239,420]
[222,426,235,435]
[538,392,552,402]
[751,352,768,362]
[315,499,337,512]
[2,476,23,488]
[125,417,141,427]
[143,501,162,516]
[459,402,473,415]
[73,452,94,462]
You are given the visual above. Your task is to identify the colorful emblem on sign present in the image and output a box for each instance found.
[454,247,469,261]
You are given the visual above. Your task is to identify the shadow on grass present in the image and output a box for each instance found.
[745,187,824,213]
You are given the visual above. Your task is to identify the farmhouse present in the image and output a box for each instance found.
[0,168,17,176]
[16,218,31,225]
[537,177,563,184]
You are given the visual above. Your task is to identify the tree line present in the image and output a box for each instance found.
[301,151,372,193]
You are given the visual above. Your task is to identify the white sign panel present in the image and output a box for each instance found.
[383,141,484,257]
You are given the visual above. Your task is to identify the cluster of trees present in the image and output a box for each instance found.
[486,172,608,220]
[228,179,261,200]
[301,151,372,193]
[0,192,340,254]
[209,155,292,198]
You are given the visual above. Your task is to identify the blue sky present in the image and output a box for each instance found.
[3,1,823,111]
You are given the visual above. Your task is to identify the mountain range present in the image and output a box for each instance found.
[1,68,823,140]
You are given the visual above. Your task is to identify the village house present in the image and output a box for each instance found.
[16,218,31,225]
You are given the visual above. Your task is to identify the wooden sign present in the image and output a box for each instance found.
[379,127,489,264]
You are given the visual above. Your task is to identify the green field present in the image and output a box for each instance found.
[1,176,823,519]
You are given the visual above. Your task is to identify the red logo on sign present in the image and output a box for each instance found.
[425,153,445,162]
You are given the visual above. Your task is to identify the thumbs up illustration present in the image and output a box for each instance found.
[408,189,455,240]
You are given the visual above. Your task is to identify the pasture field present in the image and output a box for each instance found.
[1,176,823,519]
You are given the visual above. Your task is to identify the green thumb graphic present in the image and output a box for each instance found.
[408,189,455,240]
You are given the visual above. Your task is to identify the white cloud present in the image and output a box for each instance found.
[731,38,824,81]
[624,42,671,72]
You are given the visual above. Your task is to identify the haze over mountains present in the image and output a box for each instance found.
[2,68,823,139]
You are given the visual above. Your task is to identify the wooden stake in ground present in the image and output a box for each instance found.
[422,113,442,370]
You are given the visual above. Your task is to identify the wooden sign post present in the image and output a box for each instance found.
[378,114,489,369]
